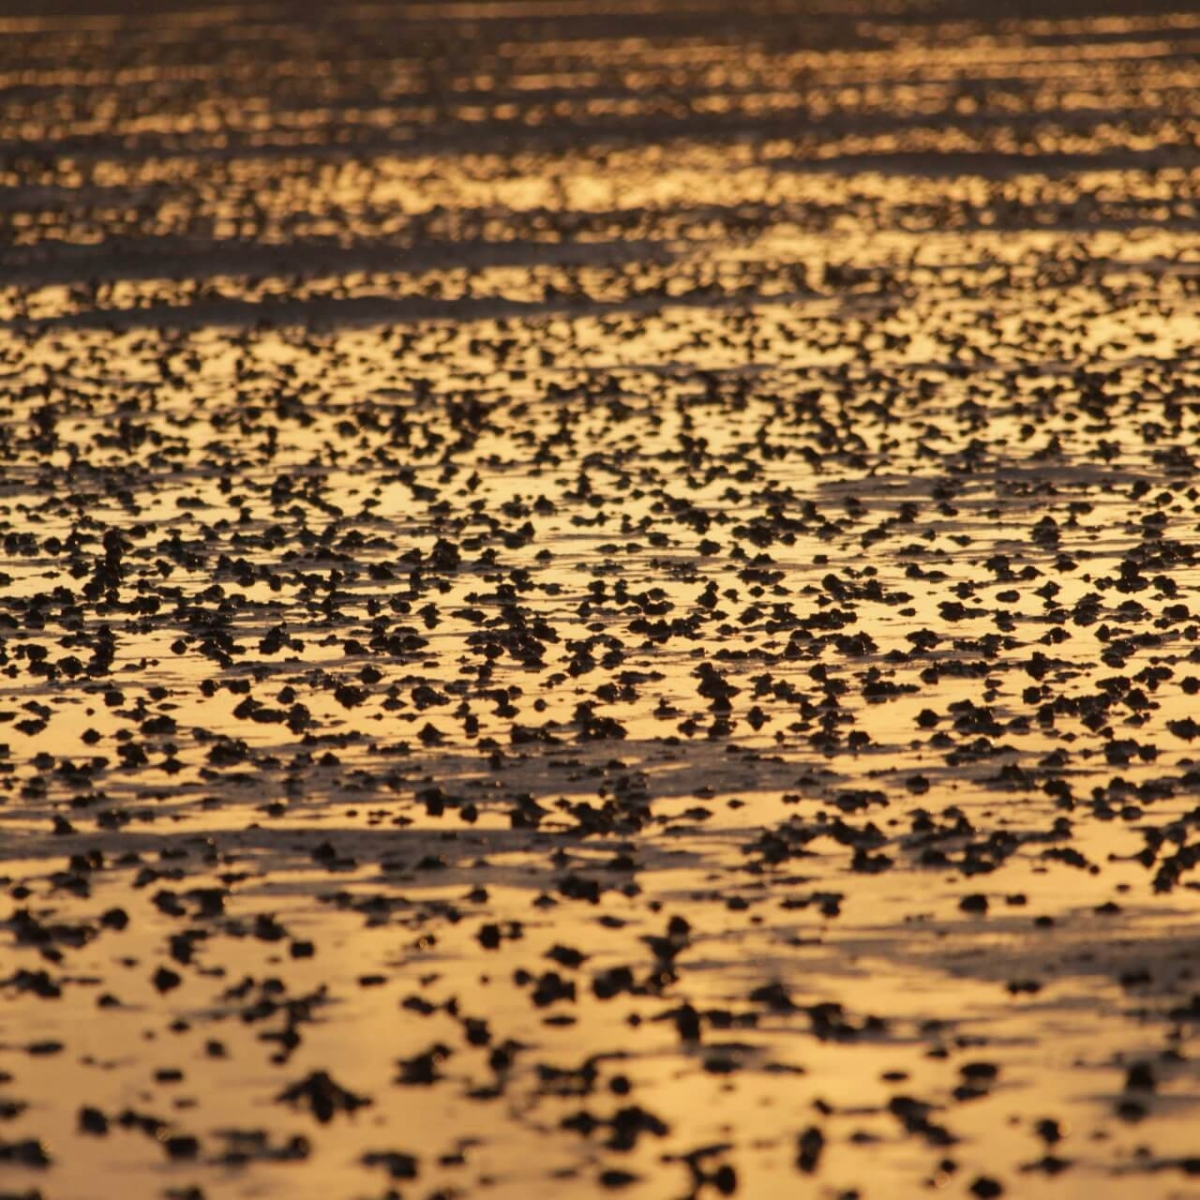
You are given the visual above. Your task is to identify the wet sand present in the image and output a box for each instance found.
[3,1,1200,1197]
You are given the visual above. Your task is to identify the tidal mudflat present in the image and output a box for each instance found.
[3,1,1200,1197]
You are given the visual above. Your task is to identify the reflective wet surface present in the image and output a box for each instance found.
[4,2,1200,1197]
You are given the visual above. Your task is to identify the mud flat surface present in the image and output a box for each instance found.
[4,1,1200,1197]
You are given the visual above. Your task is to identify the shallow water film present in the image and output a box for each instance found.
[4,1,1200,1198]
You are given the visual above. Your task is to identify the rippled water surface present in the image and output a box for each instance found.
[4,2,1200,1197]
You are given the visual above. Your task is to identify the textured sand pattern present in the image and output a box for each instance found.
[3,2,1200,1198]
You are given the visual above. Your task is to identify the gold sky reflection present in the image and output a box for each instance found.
[4,0,1200,1198]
